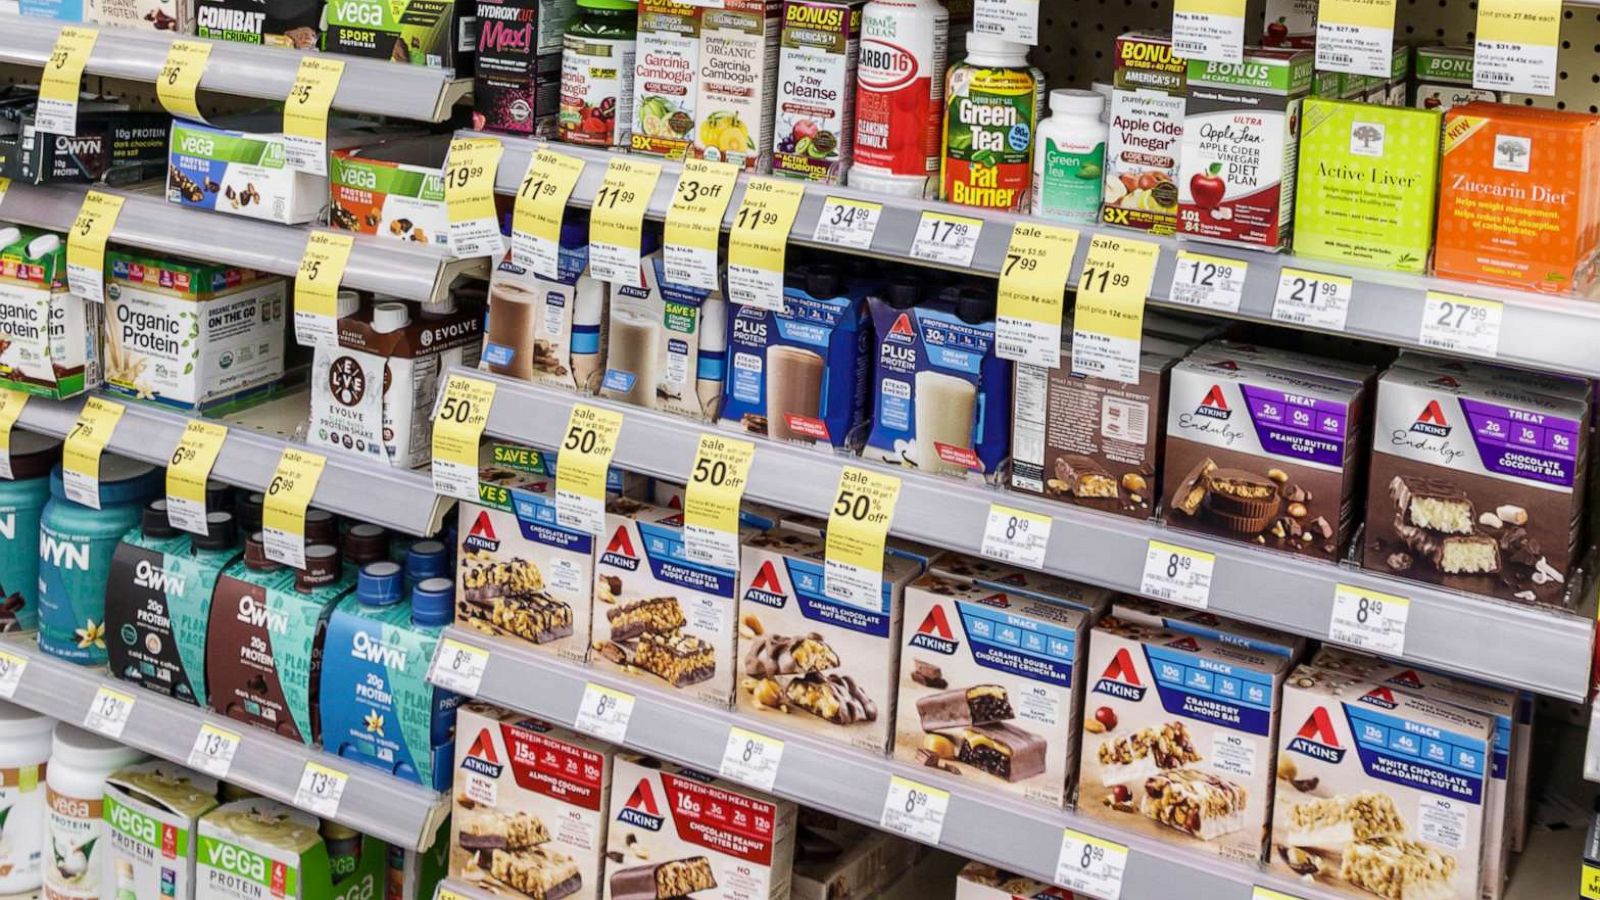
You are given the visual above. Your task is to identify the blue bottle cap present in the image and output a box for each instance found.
[411,577,453,626]
[357,561,405,607]
[405,540,449,582]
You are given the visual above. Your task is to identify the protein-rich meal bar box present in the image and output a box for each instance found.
[1271,665,1493,900]
[894,573,1088,808]
[194,0,323,46]
[736,526,921,755]
[955,860,1072,900]
[605,753,797,900]
[1361,363,1589,604]
[1077,615,1289,863]
[930,552,1114,615]
[1162,351,1370,561]
[593,497,753,709]
[1109,595,1306,660]
[451,702,613,900]
[1308,647,1521,900]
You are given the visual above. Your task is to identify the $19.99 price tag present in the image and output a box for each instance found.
[719,726,784,791]
[1056,829,1128,899]
[1139,540,1216,609]
[1329,584,1409,656]
[879,776,949,845]
[575,683,634,744]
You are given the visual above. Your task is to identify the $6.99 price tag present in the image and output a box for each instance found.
[1055,828,1128,899]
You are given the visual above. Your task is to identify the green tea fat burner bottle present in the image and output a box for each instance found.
[1031,88,1107,225]
[561,0,639,148]
[940,32,1044,211]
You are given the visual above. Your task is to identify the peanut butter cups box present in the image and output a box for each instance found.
[1271,664,1493,899]
[451,702,613,900]
[1077,615,1289,863]
[894,574,1088,808]
[605,753,797,900]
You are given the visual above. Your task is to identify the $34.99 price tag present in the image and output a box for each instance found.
[1072,235,1159,385]
[1329,584,1409,656]
[1139,540,1216,609]
[575,683,634,744]
[1273,268,1353,331]
[980,504,1052,570]
[910,211,983,268]
[0,650,27,700]
[726,178,806,311]
[62,396,125,509]
[295,762,348,818]
[664,159,741,290]
[431,375,497,501]
[1419,291,1503,359]
[589,158,663,284]
[823,467,901,609]
[0,390,29,481]
[166,420,228,535]
[262,448,327,569]
[428,638,490,696]
[84,685,136,739]
[995,223,1080,368]
[187,723,242,778]
[511,149,586,278]
[66,189,124,302]
[719,726,784,791]
[683,434,755,571]
[555,404,623,535]
[1055,829,1128,899]
[811,196,882,250]
[879,776,949,845]
[444,136,505,259]
[293,231,355,347]
[1168,251,1247,313]
[281,57,345,176]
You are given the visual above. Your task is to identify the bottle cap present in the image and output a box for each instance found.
[5,432,61,481]
[303,509,337,545]
[206,480,232,515]
[885,277,920,309]
[965,32,1030,59]
[142,499,178,538]
[421,294,456,316]
[296,544,342,592]
[372,302,411,333]
[956,287,995,325]
[237,493,265,534]
[244,532,280,571]
[411,577,454,626]
[805,263,841,299]
[405,539,449,582]
[193,512,238,551]
[1051,88,1105,116]
[336,289,361,318]
[357,561,405,607]
[342,523,390,566]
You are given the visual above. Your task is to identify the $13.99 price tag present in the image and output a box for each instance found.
[1273,268,1353,331]
[1419,291,1503,358]
[295,762,348,818]
[980,504,1052,570]
[166,420,228,535]
[0,650,27,700]
[726,178,806,311]
[187,723,242,778]
[719,726,784,791]
[262,449,327,569]
[1139,540,1216,609]
[575,683,634,744]
[879,776,949,845]
[1055,829,1128,899]
[555,404,624,535]
[910,211,984,268]
[84,685,136,739]
[823,467,901,609]
[811,196,882,250]
[1168,251,1247,313]
[431,374,497,501]
[511,149,586,278]
[428,637,490,696]
[1329,584,1409,656]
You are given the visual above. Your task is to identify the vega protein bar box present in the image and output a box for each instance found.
[735,526,921,755]
[1076,615,1288,863]
[450,702,613,900]
[1270,665,1493,900]
[606,753,796,900]
[893,573,1087,808]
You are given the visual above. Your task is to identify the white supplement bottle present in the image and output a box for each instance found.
[850,0,950,197]
[44,724,146,900]
[0,702,53,893]
[1032,89,1108,225]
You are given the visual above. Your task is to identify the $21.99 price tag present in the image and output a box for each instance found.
[1329,584,1409,656]
[879,776,949,844]
[1055,829,1128,899]
[1273,268,1353,331]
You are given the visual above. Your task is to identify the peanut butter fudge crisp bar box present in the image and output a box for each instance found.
[1077,615,1289,863]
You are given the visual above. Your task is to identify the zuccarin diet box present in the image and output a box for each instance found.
[1271,665,1493,900]
[1077,615,1289,863]
[894,574,1088,808]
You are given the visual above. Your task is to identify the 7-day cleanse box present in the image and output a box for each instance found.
[772,0,863,183]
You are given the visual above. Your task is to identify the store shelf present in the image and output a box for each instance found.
[14,389,454,537]
[0,183,487,304]
[460,366,1598,701]
[0,14,471,122]
[481,134,1600,381]
[0,633,450,850]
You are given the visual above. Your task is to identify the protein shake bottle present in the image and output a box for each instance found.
[849,0,949,197]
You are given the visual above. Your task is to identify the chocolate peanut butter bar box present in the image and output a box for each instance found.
[1077,615,1289,863]
[894,573,1088,808]
[450,702,613,899]
[1362,363,1589,604]
[605,753,797,900]
[1271,665,1493,900]
[736,526,921,755]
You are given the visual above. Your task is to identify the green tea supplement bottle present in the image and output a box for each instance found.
[1031,88,1106,225]
[561,0,639,148]
[940,33,1043,211]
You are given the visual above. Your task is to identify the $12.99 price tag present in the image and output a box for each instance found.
[1168,250,1247,313]
[1329,584,1409,656]
[1055,829,1128,899]
[719,726,784,791]
[879,776,949,844]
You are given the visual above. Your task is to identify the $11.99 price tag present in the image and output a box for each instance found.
[1055,828,1128,899]
[719,726,784,791]
[1329,584,1409,656]
[1071,235,1159,385]
[1273,268,1353,331]
[879,776,949,845]
[187,723,242,778]
[726,178,806,310]
[589,158,663,284]
[511,149,586,278]
[1139,540,1216,609]
[295,762,348,818]
[574,683,634,744]
[431,374,497,500]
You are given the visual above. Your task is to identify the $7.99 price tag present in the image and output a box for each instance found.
[1330,584,1410,656]
[166,420,228,535]
[879,776,949,844]
[1055,829,1128,899]
[995,223,1080,368]
[431,374,497,501]
[62,396,125,510]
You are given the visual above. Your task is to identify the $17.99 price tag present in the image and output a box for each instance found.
[719,726,784,791]
[1273,268,1353,331]
[879,776,949,845]
[910,212,984,268]
[1055,829,1128,899]
[1329,584,1409,656]
[575,683,634,744]
[1139,540,1216,609]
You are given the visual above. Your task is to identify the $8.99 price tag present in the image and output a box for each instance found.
[262,449,327,569]
[719,726,784,791]
[879,776,949,844]
[823,467,901,609]
[1330,584,1410,656]
[428,637,490,696]
[166,420,228,535]
[431,375,497,501]
[511,149,586,278]
[1055,829,1128,899]
[575,683,634,744]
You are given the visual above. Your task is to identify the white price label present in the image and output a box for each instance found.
[575,683,634,744]
[294,762,349,818]
[263,528,307,571]
[1273,268,1353,331]
[684,523,741,572]
[1140,540,1216,609]
[719,726,785,791]
[0,650,26,700]
[879,776,949,845]
[1168,251,1247,313]
[974,0,1040,43]
[1315,21,1395,77]
[84,686,135,739]
[187,723,242,778]
[823,558,882,610]
[1173,1,1244,62]
[811,197,882,250]
[1474,38,1557,94]
[555,491,606,537]
[910,213,983,267]
[1055,829,1128,899]
[429,638,490,696]
[1419,292,1502,358]
[1330,584,1409,656]
[980,504,1052,570]
[1253,889,1303,900]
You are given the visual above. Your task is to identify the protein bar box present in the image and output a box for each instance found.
[605,753,797,900]
[1109,595,1306,660]
[792,810,920,900]
[194,0,323,46]
[451,702,613,900]
[1076,615,1289,863]
[0,93,168,185]
[1271,665,1493,899]
[930,552,1114,615]
[955,860,1075,900]
[329,134,453,250]
[85,0,190,32]
[323,0,475,68]
[894,573,1088,808]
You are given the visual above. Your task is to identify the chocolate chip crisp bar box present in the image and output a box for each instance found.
[1077,615,1289,862]
[1271,665,1493,900]
[605,753,797,900]
[736,527,922,755]
[451,702,613,900]
[894,573,1088,808]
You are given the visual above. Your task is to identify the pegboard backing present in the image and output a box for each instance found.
[1035,1,1600,113]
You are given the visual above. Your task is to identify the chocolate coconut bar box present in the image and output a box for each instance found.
[606,753,797,900]
[450,702,613,900]
[893,574,1088,808]
[736,526,921,755]
[1271,665,1492,899]
[1076,615,1289,863]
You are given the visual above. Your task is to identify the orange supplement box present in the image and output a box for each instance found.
[1435,102,1600,293]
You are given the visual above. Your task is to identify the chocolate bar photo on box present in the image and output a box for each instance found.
[916,684,1014,731]
[608,595,687,642]
[609,857,718,900]
[955,722,1047,782]
[743,632,840,678]
[786,672,877,725]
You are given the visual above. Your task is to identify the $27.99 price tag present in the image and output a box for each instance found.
[1139,540,1216,609]
[1419,291,1502,359]
[719,726,784,791]
[879,776,949,844]
[1055,829,1128,899]
[1329,584,1409,656]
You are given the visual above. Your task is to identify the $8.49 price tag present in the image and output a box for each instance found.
[444,136,505,259]
[1273,268,1353,331]
[187,723,242,778]
[1168,251,1247,313]
[995,223,1080,368]
[431,374,497,501]
[719,726,784,791]
[84,685,136,739]
[980,504,1052,570]
[511,149,586,278]
[62,396,125,510]
[262,449,327,570]
[589,158,663,285]
[880,776,949,845]
[812,196,882,250]
[683,434,756,571]
[428,637,490,696]
[1419,291,1503,359]
[293,231,355,347]
[910,211,983,268]
[823,467,901,609]
[166,420,228,535]
[1139,540,1216,609]
[1254,889,1304,900]
[1055,829,1128,899]
[726,178,806,310]
[555,404,624,535]
[664,159,741,290]
[575,683,634,744]
[1329,584,1409,656]
[295,762,349,818]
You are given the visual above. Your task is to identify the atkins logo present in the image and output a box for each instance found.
[1091,648,1147,701]
[460,729,504,778]
[1194,385,1232,421]
[908,605,958,654]
[741,560,788,609]
[1387,670,1426,691]
[616,779,665,831]
[1287,707,1347,763]
[1358,686,1399,710]
[886,312,917,343]
[463,511,501,555]
[1410,399,1452,437]
[599,526,641,572]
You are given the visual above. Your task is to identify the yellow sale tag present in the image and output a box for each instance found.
[0,176,9,206]
[37,26,97,135]
[165,420,228,533]
[664,159,740,289]
[431,374,497,500]
[555,404,624,534]
[0,390,27,481]
[683,434,755,570]
[1071,234,1159,384]
[511,149,587,278]
[65,189,124,301]
[156,40,212,122]
[262,449,326,568]
[995,222,1081,367]
[444,136,504,258]
[1254,889,1303,900]
[62,397,125,510]
[1582,863,1600,900]
[281,57,344,175]
[726,178,806,310]
[588,158,662,284]
[293,231,354,347]
[823,467,901,607]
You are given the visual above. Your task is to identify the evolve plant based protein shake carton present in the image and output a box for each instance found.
[605,753,797,900]
[1103,31,1185,234]
[599,251,728,422]
[772,0,863,183]
[450,703,613,898]
[0,225,102,400]
[692,0,781,171]
[632,0,702,160]
[103,761,219,900]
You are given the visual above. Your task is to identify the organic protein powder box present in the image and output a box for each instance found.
[1103,31,1185,234]
[103,250,288,412]
[0,432,59,633]
[692,0,781,171]
[561,0,639,148]
[44,724,147,900]
[0,225,103,400]
[0,702,53,894]
[474,0,576,136]
[85,0,189,31]
[940,34,1042,211]
[450,703,613,898]
[772,0,863,183]
[850,0,948,197]
[483,215,609,394]
[631,0,703,160]
[167,115,377,225]
[328,135,453,250]
[1031,88,1107,225]
[605,753,797,900]
[193,0,323,47]
[598,250,726,422]
[103,761,219,900]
